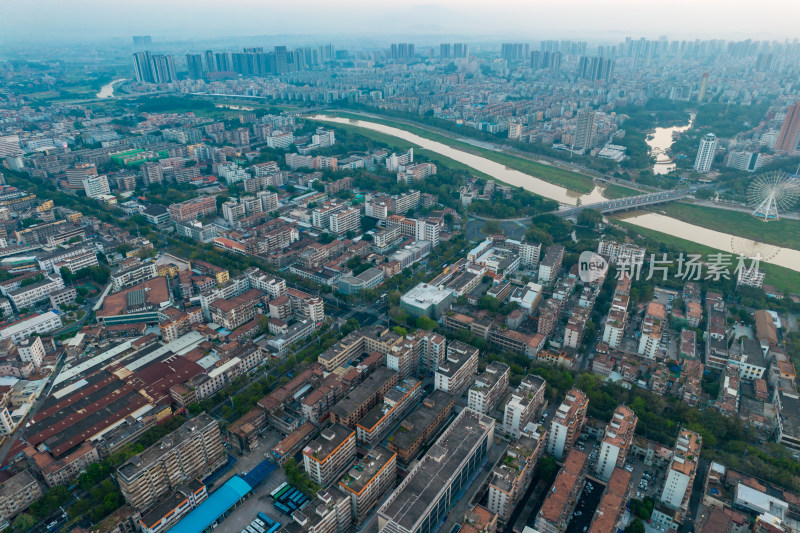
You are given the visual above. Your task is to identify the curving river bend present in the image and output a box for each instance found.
[312,115,800,273]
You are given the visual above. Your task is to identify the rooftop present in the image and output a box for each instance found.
[330,367,397,420]
[538,448,587,524]
[379,410,494,531]
[388,389,454,453]
[303,423,354,463]
[117,413,217,482]
[401,283,453,307]
[338,445,396,496]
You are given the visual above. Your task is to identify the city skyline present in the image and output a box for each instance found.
[2,0,800,46]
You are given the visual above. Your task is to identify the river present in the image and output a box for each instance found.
[96,78,126,98]
[312,114,800,274]
[312,115,607,205]
[647,113,695,175]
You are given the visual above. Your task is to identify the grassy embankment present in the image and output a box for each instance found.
[617,220,800,293]
[656,202,800,251]
[322,111,600,194]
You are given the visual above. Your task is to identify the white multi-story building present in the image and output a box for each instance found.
[434,341,479,397]
[217,162,248,184]
[547,388,588,459]
[267,131,294,149]
[9,275,64,311]
[258,191,279,213]
[111,262,158,292]
[329,207,361,235]
[596,406,638,481]
[55,251,99,274]
[415,219,439,247]
[0,312,62,344]
[660,429,702,515]
[519,241,542,268]
[487,428,545,522]
[18,336,45,367]
[693,133,718,173]
[737,265,765,288]
[221,200,246,226]
[303,424,356,487]
[503,375,546,439]
[468,362,510,415]
[597,239,646,265]
[82,175,111,198]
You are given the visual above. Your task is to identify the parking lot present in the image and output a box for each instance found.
[211,430,295,532]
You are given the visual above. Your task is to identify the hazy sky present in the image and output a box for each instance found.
[3,0,799,46]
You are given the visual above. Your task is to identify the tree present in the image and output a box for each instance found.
[416,316,437,330]
[318,233,336,244]
[577,209,602,228]
[13,513,35,531]
[625,518,645,533]
[341,318,360,336]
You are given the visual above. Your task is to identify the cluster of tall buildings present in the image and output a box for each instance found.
[438,43,469,59]
[186,45,336,79]
[132,51,177,84]
[577,55,615,82]
[389,43,415,61]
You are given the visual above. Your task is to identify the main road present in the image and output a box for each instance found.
[310,114,800,274]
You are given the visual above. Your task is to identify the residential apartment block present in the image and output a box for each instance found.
[547,388,588,459]
[117,414,225,512]
[303,424,357,487]
[595,406,638,481]
[468,361,510,415]
[503,374,546,439]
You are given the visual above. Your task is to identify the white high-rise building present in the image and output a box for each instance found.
[82,175,110,198]
[546,388,588,460]
[595,405,637,481]
[660,429,702,512]
[573,109,596,152]
[693,133,717,173]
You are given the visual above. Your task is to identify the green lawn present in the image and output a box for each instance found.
[656,202,800,251]
[323,111,597,193]
[603,183,640,199]
[617,220,800,293]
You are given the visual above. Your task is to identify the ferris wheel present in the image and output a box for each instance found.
[747,171,800,221]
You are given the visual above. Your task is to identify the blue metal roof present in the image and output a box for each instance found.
[242,458,277,488]
[170,476,252,533]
